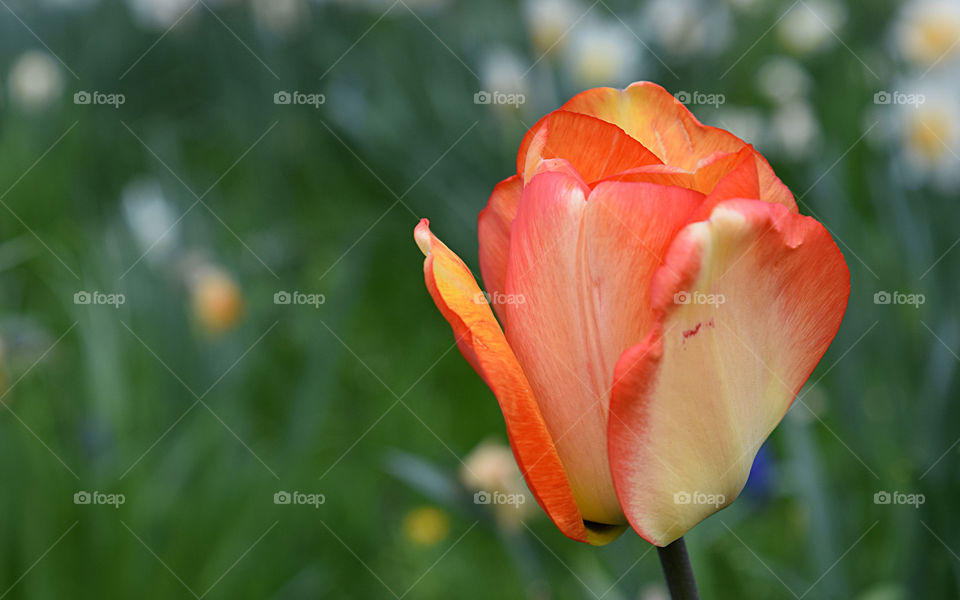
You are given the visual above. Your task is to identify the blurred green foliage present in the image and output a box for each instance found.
[0,0,958,598]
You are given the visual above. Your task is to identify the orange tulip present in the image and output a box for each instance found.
[415,82,849,547]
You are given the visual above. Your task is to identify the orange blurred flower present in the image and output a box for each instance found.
[190,266,243,336]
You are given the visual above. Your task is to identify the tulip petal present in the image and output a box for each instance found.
[415,219,623,545]
[687,147,761,222]
[560,82,797,211]
[592,164,696,190]
[478,175,522,323]
[519,110,662,184]
[503,170,703,527]
[607,199,849,546]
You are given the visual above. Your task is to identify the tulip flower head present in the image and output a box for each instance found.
[415,82,849,546]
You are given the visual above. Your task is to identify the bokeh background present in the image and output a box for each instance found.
[0,0,958,597]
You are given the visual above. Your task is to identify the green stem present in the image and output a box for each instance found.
[656,537,700,600]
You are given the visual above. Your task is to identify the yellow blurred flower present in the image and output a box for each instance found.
[892,78,960,189]
[906,108,954,162]
[402,506,450,546]
[524,0,582,56]
[565,20,638,88]
[895,0,960,68]
[189,266,243,335]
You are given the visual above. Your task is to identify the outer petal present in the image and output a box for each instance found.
[560,82,797,211]
[607,199,850,546]
[519,110,661,184]
[503,169,703,526]
[415,219,623,545]
[478,175,522,323]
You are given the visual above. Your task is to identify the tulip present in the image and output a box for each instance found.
[415,82,849,550]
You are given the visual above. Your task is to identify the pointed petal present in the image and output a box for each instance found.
[607,199,850,546]
[519,110,661,184]
[415,219,622,545]
[687,147,761,221]
[503,170,703,526]
[560,83,797,211]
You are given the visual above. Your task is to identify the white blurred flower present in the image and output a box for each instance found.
[640,584,670,600]
[756,56,812,105]
[777,0,847,55]
[480,48,528,99]
[711,106,768,147]
[462,442,515,490]
[725,0,761,12]
[524,0,582,56]
[8,51,63,113]
[122,179,180,263]
[893,0,960,69]
[334,0,446,10]
[565,19,638,88]
[250,0,307,36]
[644,0,732,57]
[39,0,98,9]
[461,440,535,530]
[126,0,195,30]
[771,99,821,160]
